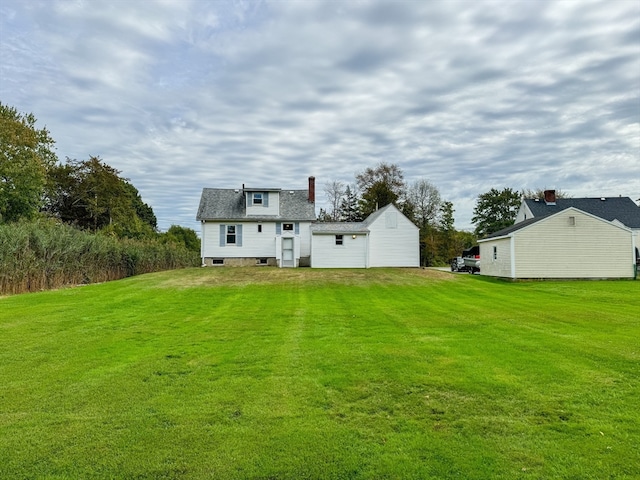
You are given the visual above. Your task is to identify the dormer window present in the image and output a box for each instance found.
[253,193,263,205]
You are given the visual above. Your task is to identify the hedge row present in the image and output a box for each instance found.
[0,219,200,295]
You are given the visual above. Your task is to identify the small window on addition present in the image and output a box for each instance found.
[569,216,576,226]
[493,246,498,260]
[283,223,294,231]
[335,235,344,245]
[258,224,262,233]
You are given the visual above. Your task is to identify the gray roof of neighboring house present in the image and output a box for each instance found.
[310,203,416,234]
[524,197,640,229]
[482,217,545,240]
[310,222,370,234]
[196,188,316,221]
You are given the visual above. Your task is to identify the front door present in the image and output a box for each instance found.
[282,237,294,267]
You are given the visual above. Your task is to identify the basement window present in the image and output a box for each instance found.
[211,258,224,265]
[335,235,344,246]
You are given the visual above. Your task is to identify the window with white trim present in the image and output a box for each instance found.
[226,225,236,244]
[335,235,344,245]
[253,193,263,205]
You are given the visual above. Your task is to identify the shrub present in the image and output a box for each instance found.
[0,219,199,295]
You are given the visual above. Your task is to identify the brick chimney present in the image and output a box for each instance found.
[544,189,556,205]
[308,176,315,203]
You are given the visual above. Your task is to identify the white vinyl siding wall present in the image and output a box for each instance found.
[246,191,280,216]
[202,221,277,258]
[481,209,634,279]
[367,207,419,267]
[479,237,513,278]
[296,221,312,257]
[202,220,313,262]
[311,234,368,268]
[513,210,633,278]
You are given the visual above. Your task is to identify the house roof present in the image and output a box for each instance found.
[523,197,640,229]
[310,222,370,234]
[310,203,417,234]
[482,217,545,240]
[196,188,316,221]
[482,205,634,241]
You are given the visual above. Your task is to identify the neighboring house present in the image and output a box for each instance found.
[196,179,419,268]
[479,190,640,279]
[310,203,419,268]
[197,177,317,267]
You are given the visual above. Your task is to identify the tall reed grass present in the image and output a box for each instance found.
[0,219,200,295]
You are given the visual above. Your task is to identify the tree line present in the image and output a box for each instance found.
[320,163,567,266]
[319,162,476,266]
[1,102,200,293]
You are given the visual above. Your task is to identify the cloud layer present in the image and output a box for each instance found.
[2,0,638,230]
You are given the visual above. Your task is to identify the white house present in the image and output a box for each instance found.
[196,178,419,268]
[197,177,317,267]
[479,191,640,279]
[310,203,419,268]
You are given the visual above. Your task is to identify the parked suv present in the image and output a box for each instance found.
[450,257,465,272]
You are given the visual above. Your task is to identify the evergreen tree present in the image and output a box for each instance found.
[339,185,362,221]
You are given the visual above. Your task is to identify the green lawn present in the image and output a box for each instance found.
[1,268,638,479]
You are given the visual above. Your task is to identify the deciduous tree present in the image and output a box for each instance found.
[0,103,57,222]
[45,156,157,237]
[472,187,521,238]
[323,180,345,221]
[356,162,405,217]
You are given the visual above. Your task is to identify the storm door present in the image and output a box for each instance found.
[282,237,294,267]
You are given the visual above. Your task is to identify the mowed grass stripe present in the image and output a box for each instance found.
[0,268,638,479]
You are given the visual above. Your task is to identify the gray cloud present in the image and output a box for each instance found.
[1,0,638,233]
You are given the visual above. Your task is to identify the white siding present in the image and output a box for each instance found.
[297,221,312,257]
[202,220,313,265]
[201,221,276,258]
[480,237,513,278]
[311,234,368,268]
[246,191,280,216]
[511,209,633,278]
[368,205,419,267]
[514,202,534,223]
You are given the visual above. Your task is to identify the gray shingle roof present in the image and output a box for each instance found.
[524,197,640,228]
[310,204,413,234]
[310,222,370,234]
[482,217,545,239]
[196,188,316,221]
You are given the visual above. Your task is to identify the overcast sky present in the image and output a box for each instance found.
[2,0,639,232]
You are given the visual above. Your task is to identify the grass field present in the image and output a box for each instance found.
[1,268,638,479]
